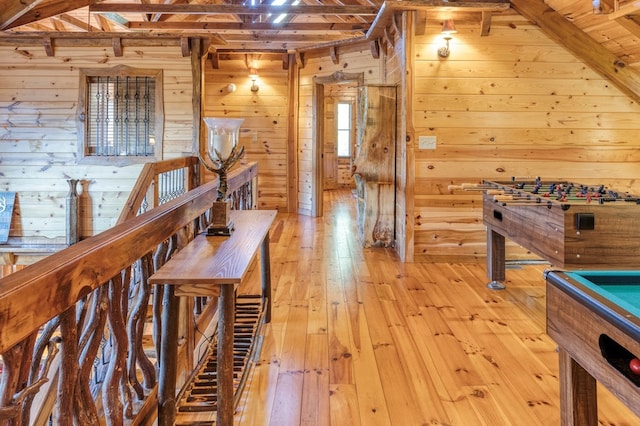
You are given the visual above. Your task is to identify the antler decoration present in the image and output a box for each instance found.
[199,145,245,201]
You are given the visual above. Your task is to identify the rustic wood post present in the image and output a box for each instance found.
[352,85,397,247]
[66,179,80,245]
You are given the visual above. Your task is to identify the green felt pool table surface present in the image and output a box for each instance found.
[565,270,640,317]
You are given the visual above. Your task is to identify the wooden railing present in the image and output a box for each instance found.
[117,157,200,223]
[0,160,259,425]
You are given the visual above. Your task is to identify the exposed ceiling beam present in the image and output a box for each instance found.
[510,0,640,105]
[0,32,226,45]
[297,35,366,52]
[612,14,640,39]
[607,1,640,39]
[89,4,379,16]
[214,49,289,56]
[480,11,492,36]
[0,0,43,30]
[1,0,92,30]
[366,0,510,39]
[223,33,351,43]
[57,13,101,32]
[98,13,130,30]
[126,21,370,32]
[607,1,640,20]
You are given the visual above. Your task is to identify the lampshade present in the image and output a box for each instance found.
[441,19,457,35]
[249,68,259,79]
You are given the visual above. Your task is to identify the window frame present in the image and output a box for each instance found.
[77,65,164,165]
[336,101,353,158]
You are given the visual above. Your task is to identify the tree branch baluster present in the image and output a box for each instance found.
[102,275,126,425]
[76,287,108,425]
[0,339,59,424]
[127,253,156,400]
[22,317,61,424]
[58,307,78,425]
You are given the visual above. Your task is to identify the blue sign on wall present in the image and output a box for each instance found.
[0,192,16,244]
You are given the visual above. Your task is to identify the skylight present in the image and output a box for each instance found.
[273,13,287,23]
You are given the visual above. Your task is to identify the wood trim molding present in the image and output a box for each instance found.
[76,65,165,165]
[313,71,365,86]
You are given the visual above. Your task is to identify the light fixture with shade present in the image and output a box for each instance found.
[199,117,245,236]
[437,19,457,58]
[249,68,259,92]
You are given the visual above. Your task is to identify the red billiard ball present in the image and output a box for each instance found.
[629,358,640,375]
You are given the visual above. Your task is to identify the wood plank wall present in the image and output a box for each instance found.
[203,56,289,211]
[297,45,383,215]
[0,44,194,241]
[411,14,640,263]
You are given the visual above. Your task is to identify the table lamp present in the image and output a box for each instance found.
[200,117,245,236]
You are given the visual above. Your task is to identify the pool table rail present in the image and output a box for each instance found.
[545,269,640,425]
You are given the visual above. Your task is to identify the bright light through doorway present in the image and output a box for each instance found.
[337,103,351,157]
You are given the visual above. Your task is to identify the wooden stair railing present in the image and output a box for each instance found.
[0,161,258,425]
[117,156,200,224]
[0,157,201,268]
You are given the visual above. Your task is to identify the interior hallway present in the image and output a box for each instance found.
[231,188,638,425]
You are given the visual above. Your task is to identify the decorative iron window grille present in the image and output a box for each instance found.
[87,76,156,157]
[77,66,164,163]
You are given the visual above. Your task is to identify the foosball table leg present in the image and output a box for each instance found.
[486,226,506,290]
[487,280,506,290]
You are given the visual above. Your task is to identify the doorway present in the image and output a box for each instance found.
[322,87,357,191]
[312,71,364,217]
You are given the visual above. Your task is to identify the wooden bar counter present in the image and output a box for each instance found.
[149,209,277,425]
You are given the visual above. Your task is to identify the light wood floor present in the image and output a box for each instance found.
[230,188,640,425]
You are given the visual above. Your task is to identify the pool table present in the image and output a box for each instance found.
[545,270,640,425]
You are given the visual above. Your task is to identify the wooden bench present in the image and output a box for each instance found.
[0,240,66,265]
[149,209,277,425]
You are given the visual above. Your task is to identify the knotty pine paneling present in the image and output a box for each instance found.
[337,158,355,188]
[0,44,194,243]
[412,22,640,262]
[203,57,289,212]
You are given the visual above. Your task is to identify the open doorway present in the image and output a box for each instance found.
[322,85,358,192]
[311,71,364,217]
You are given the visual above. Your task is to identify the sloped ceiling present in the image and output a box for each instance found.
[1,0,640,101]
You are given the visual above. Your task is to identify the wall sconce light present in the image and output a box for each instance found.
[249,68,259,93]
[437,19,457,58]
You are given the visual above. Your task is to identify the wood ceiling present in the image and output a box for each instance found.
[1,1,640,99]
[0,1,513,52]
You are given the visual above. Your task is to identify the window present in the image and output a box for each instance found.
[336,102,351,157]
[78,66,164,163]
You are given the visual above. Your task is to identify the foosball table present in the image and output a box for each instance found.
[470,178,640,289]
